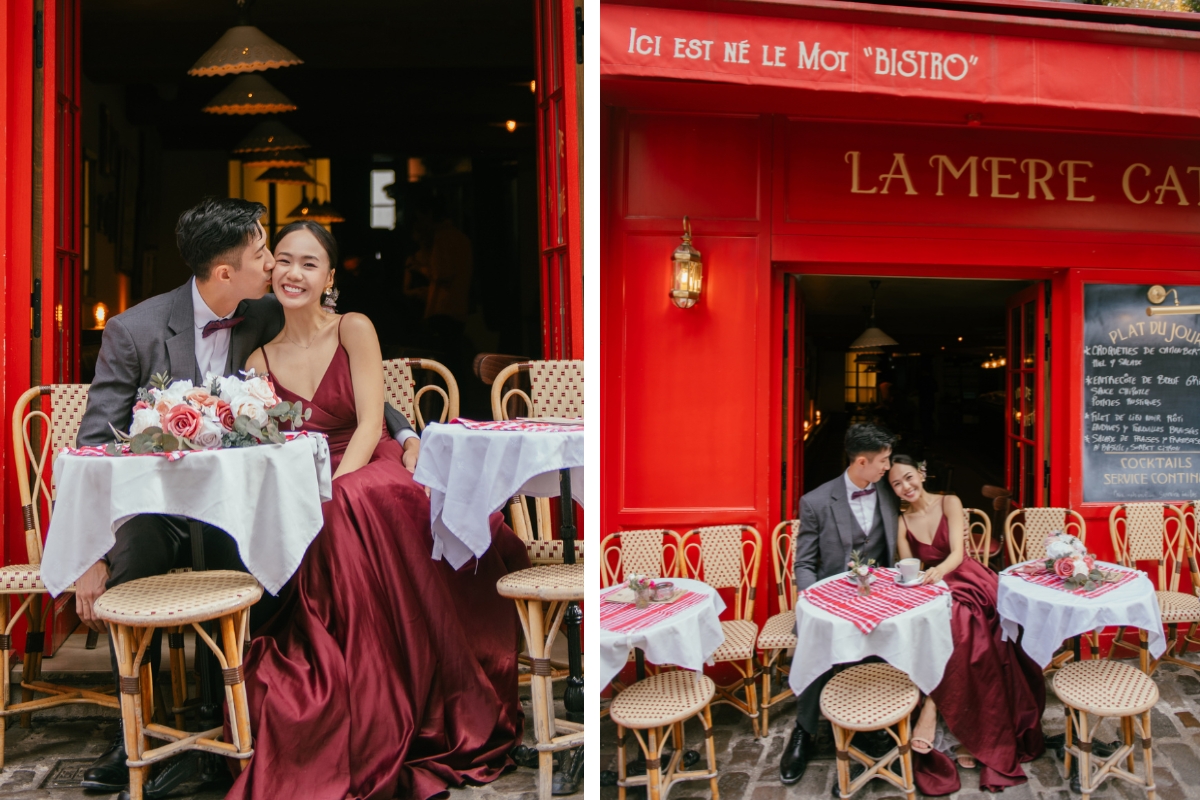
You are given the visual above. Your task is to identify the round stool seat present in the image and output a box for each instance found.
[1053,660,1159,717]
[496,563,583,601]
[610,671,716,729]
[0,564,44,593]
[820,663,920,731]
[95,570,263,626]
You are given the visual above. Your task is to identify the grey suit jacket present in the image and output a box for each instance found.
[793,474,899,591]
[78,282,413,446]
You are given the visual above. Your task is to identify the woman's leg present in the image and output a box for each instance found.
[912,697,938,753]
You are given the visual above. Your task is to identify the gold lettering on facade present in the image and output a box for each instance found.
[983,157,1019,199]
[1154,165,1189,206]
[929,155,978,197]
[1122,163,1151,204]
[1020,159,1055,200]
[1188,168,1200,205]
[1058,160,1096,202]
[844,151,878,194]
[878,153,918,195]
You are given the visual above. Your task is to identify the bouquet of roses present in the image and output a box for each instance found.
[107,370,311,455]
[1043,531,1106,591]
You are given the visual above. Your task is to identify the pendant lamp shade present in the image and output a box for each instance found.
[255,167,316,185]
[241,149,308,168]
[203,74,296,115]
[287,188,316,219]
[233,121,309,153]
[189,25,303,77]
[849,327,899,350]
[308,201,346,224]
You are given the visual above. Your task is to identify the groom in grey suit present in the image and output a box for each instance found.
[779,422,898,786]
[73,198,418,794]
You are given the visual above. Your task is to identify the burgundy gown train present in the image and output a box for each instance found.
[907,512,1046,795]
[226,341,530,800]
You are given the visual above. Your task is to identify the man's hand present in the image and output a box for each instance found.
[402,438,420,473]
[76,559,109,632]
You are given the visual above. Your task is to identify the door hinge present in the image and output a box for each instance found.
[33,10,43,70]
[30,279,41,337]
[575,7,583,65]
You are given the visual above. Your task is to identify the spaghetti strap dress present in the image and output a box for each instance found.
[906,510,1046,796]
[226,324,531,800]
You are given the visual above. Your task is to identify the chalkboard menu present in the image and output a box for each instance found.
[1083,283,1200,503]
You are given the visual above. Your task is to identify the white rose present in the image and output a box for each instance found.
[856,565,871,577]
[218,376,246,403]
[1071,539,1087,554]
[130,407,162,436]
[243,376,278,406]
[192,416,224,449]
[1046,540,1073,560]
[1072,557,1089,577]
[158,380,194,407]
[232,396,268,427]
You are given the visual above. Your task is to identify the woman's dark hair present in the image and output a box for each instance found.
[844,422,895,462]
[274,220,340,273]
[891,454,920,469]
[176,197,267,281]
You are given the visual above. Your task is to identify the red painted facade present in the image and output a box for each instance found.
[601,0,1200,630]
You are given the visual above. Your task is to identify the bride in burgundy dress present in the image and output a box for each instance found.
[888,455,1045,795]
[228,221,529,800]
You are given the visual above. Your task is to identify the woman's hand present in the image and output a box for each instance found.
[922,566,947,585]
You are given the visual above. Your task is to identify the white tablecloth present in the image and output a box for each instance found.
[598,579,726,687]
[789,574,954,695]
[997,561,1166,668]
[413,423,585,568]
[43,435,333,597]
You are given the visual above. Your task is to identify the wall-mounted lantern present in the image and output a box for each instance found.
[1147,285,1200,316]
[670,216,702,309]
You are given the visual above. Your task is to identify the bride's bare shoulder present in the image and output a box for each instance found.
[337,313,381,356]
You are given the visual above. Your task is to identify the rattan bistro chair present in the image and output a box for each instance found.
[1109,503,1196,675]
[757,520,799,737]
[3,385,120,764]
[382,357,459,430]
[490,360,583,543]
[95,571,261,800]
[1005,506,1088,564]
[600,530,683,588]
[682,525,764,735]
[963,508,993,567]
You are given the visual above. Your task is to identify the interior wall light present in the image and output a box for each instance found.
[93,302,108,329]
[669,216,702,309]
[1147,285,1200,316]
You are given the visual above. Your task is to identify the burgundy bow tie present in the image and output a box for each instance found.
[202,316,244,339]
[851,486,876,500]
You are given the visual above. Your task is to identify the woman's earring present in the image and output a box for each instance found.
[321,287,339,314]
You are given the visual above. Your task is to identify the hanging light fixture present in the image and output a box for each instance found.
[189,0,303,77]
[286,186,317,219]
[203,74,296,115]
[233,120,309,153]
[301,184,346,223]
[255,166,316,185]
[849,280,899,350]
[669,216,703,309]
[241,149,308,168]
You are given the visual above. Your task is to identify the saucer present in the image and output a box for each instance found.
[894,573,925,588]
[843,572,877,586]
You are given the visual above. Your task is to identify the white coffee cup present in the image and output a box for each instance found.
[898,558,921,583]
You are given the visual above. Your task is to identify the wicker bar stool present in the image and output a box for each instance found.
[609,671,719,800]
[1054,660,1159,800]
[94,571,262,800]
[819,663,919,800]
[497,563,585,800]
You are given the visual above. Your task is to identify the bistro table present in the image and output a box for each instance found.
[598,578,726,687]
[997,561,1166,672]
[789,569,954,696]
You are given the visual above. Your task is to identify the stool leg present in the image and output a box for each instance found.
[0,596,10,768]
[702,705,719,800]
[744,658,760,737]
[1141,710,1156,800]
[833,724,850,800]
[19,595,41,728]
[646,727,662,800]
[1123,716,1135,774]
[220,613,253,764]
[760,658,772,738]
[1063,709,1074,775]
[898,716,915,800]
[1140,629,1150,675]
[616,725,627,800]
[1078,711,1092,800]
[526,600,554,800]
[114,624,148,800]
[168,626,187,730]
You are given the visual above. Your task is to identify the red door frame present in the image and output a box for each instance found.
[1005,283,1046,510]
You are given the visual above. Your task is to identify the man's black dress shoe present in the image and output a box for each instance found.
[831,763,866,798]
[81,735,128,791]
[779,724,811,785]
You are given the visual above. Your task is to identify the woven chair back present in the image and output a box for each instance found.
[1110,503,1188,591]
[681,525,762,621]
[490,360,584,421]
[12,384,90,565]
[600,529,682,587]
[1005,507,1087,563]
[381,358,459,431]
[963,508,992,567]
[770,520,799,614]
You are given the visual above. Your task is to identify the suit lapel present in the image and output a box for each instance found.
[879,489,898,563]
[226,299,252,377]
[829,483,858,555]
[165,283,201,384]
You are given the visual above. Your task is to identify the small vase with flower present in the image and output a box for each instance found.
[847,550,877,597]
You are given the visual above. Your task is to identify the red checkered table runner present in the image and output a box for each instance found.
[599,587,709,633]
[801,568,950,634]
[62,430,323,462]
[450,418,583,433]
[1012,566,1137,598]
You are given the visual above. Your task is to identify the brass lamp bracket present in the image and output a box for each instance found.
[1146,285,1200,317]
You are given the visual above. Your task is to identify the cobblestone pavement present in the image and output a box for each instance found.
[600,661,1200,800]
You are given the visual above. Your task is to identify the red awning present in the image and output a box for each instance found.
[601,1,1200,118]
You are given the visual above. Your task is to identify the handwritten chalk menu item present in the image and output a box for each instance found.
[1084,283,1200,503]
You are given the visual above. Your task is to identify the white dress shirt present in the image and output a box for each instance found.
[192,278,234,380]
[844,470,880,537]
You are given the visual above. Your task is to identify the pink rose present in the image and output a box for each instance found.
[1083,555,1096,570]
[133,400,149,411]
[184,388,218,408]
[155,398,172,416]
[1054,557,1076,578]
[163,404,202,440]
[216,400,235,432]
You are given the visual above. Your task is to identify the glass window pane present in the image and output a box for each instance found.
[370,170,396,205]
[1023,439,1036,506]
[1011,371,1022,437]
[1023,301,1037,369]
[370,206,395,230]
[1010,306,1020,369]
